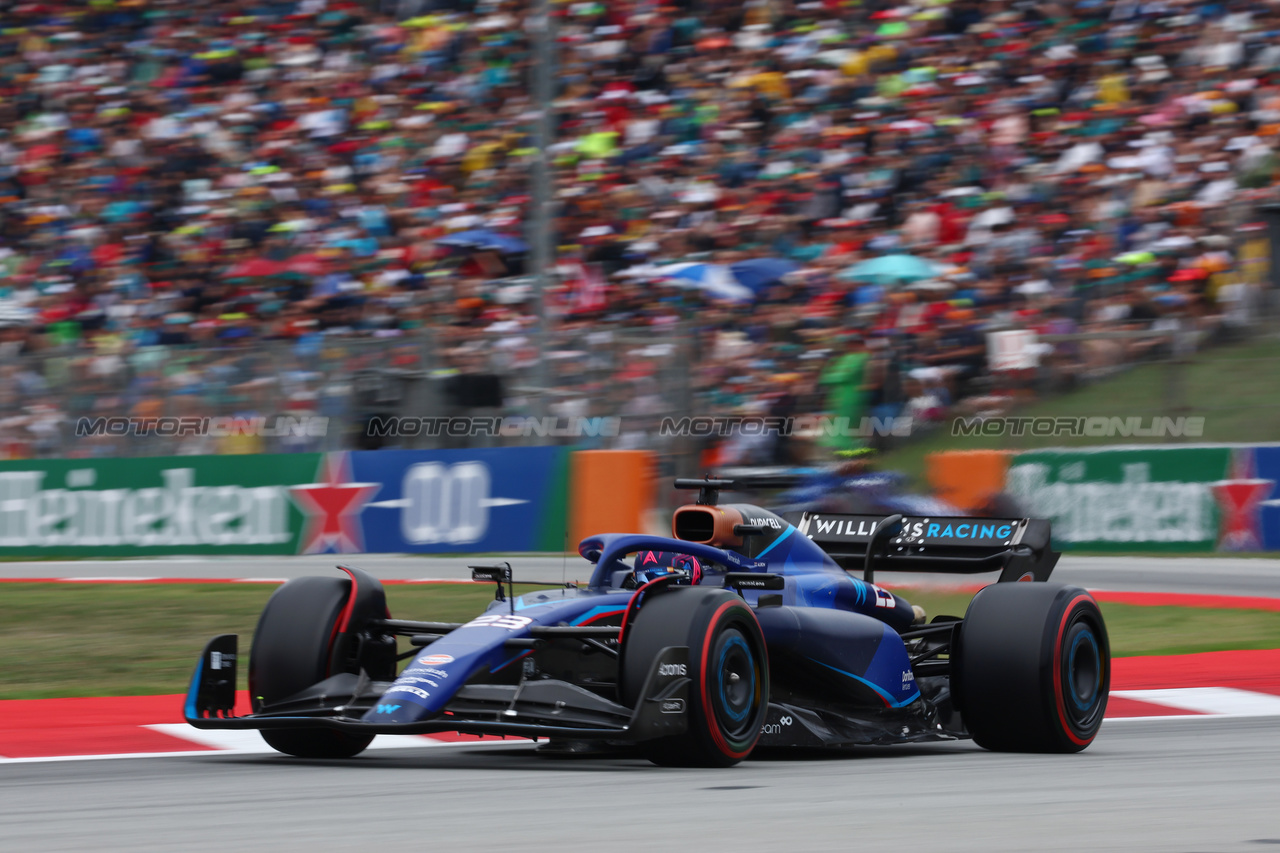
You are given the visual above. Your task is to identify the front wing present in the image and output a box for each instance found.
[184,635,690,743]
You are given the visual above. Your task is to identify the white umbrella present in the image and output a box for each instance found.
[657,263,754,302]
[614,263,668,279]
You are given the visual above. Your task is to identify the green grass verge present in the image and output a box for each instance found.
[0,583,511,701]
[2,584,1277,700]
[878,336,1280,486]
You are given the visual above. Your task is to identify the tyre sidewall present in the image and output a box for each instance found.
[248,575,374,759]
[691,597,769,761]
[957,583,1110,753]
[249,576,350,711]
[1044,591,1109,749]
[621,588,769,766]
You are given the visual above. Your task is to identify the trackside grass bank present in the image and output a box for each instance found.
[879,336,1280,485]
[2,584,1278,699]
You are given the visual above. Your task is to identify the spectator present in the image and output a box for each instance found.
[0,0,1272,461]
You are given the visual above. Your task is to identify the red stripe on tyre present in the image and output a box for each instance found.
[1052,593,1101,748]
[698,600,762,761]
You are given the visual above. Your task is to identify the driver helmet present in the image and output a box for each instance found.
[634,550,703,585]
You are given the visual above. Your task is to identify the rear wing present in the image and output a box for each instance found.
[791,512,1059,584]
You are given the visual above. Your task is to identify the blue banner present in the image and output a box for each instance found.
[1251,446,1280,551]
[349,447,570,553]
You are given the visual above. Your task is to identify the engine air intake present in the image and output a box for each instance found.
[673,507,717,543]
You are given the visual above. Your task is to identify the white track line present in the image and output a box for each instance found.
[1110,687,1280,717]
[145,724,486,753]
[143,725,270,752]
[0,732,517,765]
[59,576,164,582]
[0,748,269,765]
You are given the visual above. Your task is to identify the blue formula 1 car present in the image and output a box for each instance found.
[185,478,1110,767]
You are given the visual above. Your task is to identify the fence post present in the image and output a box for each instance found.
[672,317,696,479]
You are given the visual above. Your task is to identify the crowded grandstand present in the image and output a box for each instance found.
[0,0,1273,461]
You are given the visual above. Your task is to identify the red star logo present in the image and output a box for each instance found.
[1212,449,1274,551]
[289,453,381,554]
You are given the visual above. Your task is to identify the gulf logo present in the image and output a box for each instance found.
[418,654,454,665]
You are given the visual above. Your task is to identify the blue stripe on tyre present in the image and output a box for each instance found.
[719,635,754,724]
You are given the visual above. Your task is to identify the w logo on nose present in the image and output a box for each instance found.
[375,704,401,714]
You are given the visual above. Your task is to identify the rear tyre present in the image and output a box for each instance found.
[249,576,375,759]
[956,583,1109,753]
[621,588,769,767]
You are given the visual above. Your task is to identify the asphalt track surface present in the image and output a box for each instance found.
[5,553,1279,851]
[4,552,1280,597]
[3,718,1278,853]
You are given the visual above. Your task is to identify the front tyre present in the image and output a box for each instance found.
[956,583,1110,753]
[249,576,375,759]
[621,588,769,767]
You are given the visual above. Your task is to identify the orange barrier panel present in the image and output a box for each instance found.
[925,450,1013,513]
[568,450,655,547]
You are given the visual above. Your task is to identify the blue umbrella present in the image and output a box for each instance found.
[729,258,801,291]
[840,253,944,284]
[436,229,529,254]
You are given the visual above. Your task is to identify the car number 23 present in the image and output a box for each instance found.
[463,614,534,631]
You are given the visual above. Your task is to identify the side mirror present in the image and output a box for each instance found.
[863,514,903,585]
[469,562,513,605]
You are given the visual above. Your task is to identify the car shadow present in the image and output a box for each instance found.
[207,746,655,773]
[195,738,977,773]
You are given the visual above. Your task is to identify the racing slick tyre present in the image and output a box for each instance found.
[955,582,1109,753]
[248,576,375,759]
[621,587,769,767]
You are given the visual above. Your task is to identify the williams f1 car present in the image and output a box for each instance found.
[185,478,1110,766]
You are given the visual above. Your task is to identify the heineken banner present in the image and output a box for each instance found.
[1005,446,1234,552]
[0,448,569,557]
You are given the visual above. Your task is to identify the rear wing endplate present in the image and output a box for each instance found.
[792,512,1059,584]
